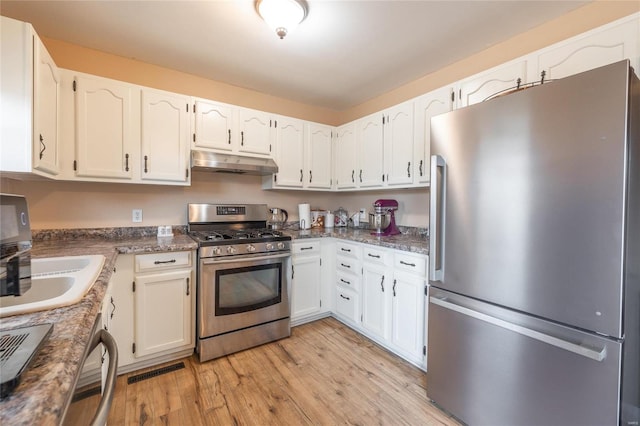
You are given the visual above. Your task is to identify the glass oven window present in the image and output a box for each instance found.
[215,263,282,315]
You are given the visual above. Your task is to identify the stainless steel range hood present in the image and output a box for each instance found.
[191,150,278,176]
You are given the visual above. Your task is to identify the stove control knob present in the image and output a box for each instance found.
[226,246,237,254]
[246,244,256,253]
[213,247,222,255]
[277,242,285,250]
[266,243,274,251]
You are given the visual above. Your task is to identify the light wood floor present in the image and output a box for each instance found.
[69,317,460,425]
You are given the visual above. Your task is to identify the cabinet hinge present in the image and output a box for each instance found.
[186,168,189,179]
[132,343,136,354]
[193,103,196,114]
[451,91,455,102]
[132,281,136,292]
[320,300,322,307]
[193,133,196,143]
[459,89,462,100]
[270,119,272,127]
[73,80,77,92]
[423,346,426,356]
[274,174,277,182]
[274,120,277,128]
[186,103,189,112]
[269,144,272,152]
[320,258,322,266]
[425,286,428,296]
[73,160,77,171]
[292,265,295,280]
[360,314,363,322]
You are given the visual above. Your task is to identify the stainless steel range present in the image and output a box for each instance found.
[188,203,291,362]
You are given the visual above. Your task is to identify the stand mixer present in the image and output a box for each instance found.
[371,199,401,236]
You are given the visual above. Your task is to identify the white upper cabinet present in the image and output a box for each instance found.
[140,89,191,183]
[413,87,454,185]
[357,113,385,188]
[335,123,358,190]
[74,74,136,180]
[273,116,305,187]
[384,101,414,186]
[456,59,528,108]
[33,36,61,175]
[238,108,274,157]
[0,17,60,177]
[193,99,237,152]
[306,123,333,189]
[534,14,640,80]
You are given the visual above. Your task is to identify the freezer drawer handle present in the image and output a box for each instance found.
[430,296,607,362]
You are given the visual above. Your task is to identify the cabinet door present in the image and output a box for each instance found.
[109,254,135,368]
[238,108,273,156]
[134,269,192,358]
[335,123,357,189]
[194,99,236,151]
[361,263,391,339]
[291,254,321,320]
[357,113,384,188]
[536,17,640,80]
[75,75,135,179]
[414,87,453,185]
[306,123,333,189]
[384,101,414,186]
[391,273,425,362]
[274,117,305,187]
[457,60,527,107]
[141,89,190,183]
[33,36,60,175]
[335,286,359,324]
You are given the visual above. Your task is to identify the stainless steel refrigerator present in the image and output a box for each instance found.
[427,60,639,426]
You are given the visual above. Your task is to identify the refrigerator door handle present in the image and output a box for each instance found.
[430,296,607,362]
[429,155,446,282]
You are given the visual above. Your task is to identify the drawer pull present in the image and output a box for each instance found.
[300,247,314,251]
[340,294,350,301]
[340,248,351,252]
[340,278,351,285]
[341,263,350,269]
[400,260,416,267]
[154,259,177,265]
[367,253,381,259]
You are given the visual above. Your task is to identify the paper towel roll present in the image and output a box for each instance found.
[298,203,311,230]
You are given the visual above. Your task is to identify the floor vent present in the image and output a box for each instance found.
[127,362,185,385]
[71,386,101,402]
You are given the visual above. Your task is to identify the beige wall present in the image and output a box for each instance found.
[4,2,638,231]
[0,175,428,229]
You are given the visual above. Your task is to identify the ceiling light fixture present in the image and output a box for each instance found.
[256,0,307,39]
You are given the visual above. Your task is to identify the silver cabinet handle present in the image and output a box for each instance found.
[430,296,606,362]
[429,155,446,282]
[154,259,176,265]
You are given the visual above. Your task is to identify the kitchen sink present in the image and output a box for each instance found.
[0,255,105,317]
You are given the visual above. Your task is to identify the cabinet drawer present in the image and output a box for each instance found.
[337,270,360,293]
[394,252,427,276]
[336,241,361,260]
[292,240,320,255]
[135,251,191,273]
[335,286,359,323]
[363,246,390,265]
[337,256,359,274]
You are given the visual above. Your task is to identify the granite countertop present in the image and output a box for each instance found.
[283,227,429,255]
[0,232,197,426]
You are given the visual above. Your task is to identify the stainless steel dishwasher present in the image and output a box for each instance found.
[62,313,118,426]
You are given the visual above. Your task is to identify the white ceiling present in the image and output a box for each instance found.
[1,0,590,111]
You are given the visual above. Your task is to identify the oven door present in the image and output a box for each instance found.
[198,252,290,338]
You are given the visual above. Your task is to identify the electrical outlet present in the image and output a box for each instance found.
[132,209,143,223]
[359,208,367,221]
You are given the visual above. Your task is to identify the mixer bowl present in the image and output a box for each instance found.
[369,212,391,233]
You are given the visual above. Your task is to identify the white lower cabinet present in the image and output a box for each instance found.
[109,251,195,373]
[291,240,322,323]
[331,239,428,369]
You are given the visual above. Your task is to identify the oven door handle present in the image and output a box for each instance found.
[201,252,291,265]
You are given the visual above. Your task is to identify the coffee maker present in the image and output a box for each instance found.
[370,199,401,236]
